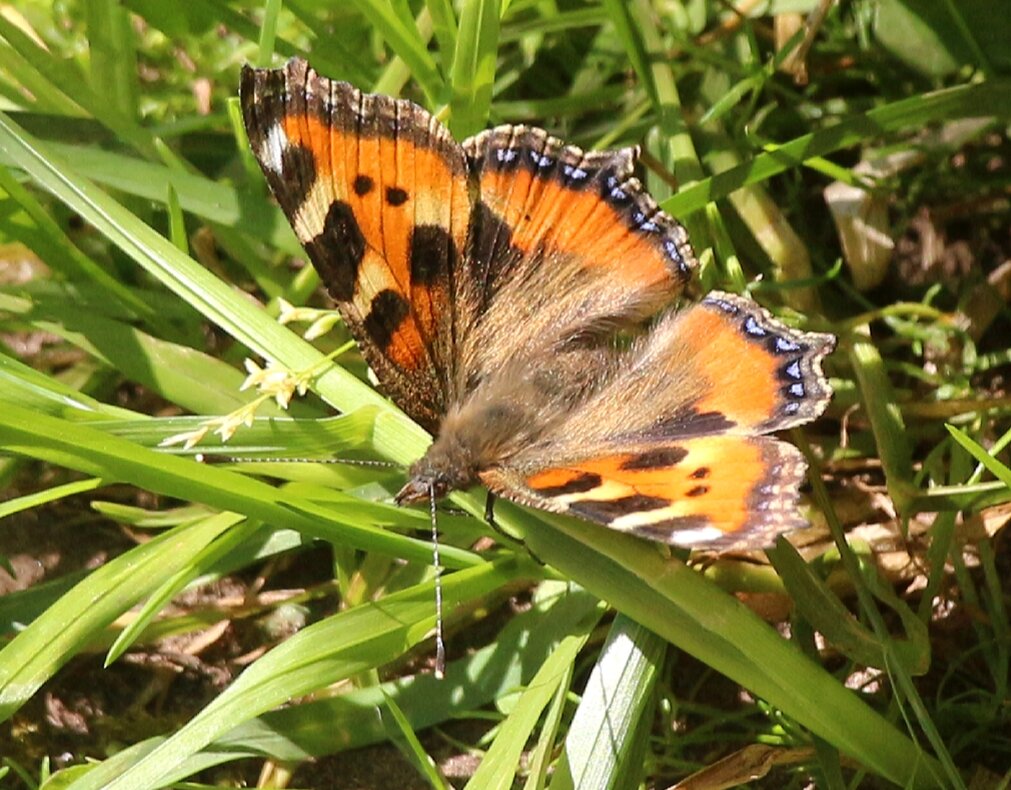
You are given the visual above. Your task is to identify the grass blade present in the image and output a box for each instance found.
[89,559,520,790]
[448,0,500,137]
[465,595,600,789]
[348,0,446,105]
[552,615,665,790]
[0,512,237,721]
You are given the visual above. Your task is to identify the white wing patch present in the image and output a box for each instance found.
[665,526,727,546]
[258,123,289,175]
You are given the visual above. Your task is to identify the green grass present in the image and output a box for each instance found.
[1,1,1010,788]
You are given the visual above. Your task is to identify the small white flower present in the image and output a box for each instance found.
[159,425,210,450]
[240,358,308,411]
[277,297,298,324]
[304,313,342,340]
[211,409,252,443]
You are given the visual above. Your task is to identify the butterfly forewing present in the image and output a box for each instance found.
[240,59,469,432]
[452,126,696,397]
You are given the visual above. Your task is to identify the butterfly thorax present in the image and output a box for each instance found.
[394,403,537,505]
[395,360,589,505]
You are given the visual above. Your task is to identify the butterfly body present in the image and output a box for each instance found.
[241,58,835,552]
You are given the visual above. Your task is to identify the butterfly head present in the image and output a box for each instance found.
[395,441,478,506]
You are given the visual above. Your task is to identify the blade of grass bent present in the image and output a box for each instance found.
[0,511,238,721]
[0,111,431,464]
[93,558,519,790]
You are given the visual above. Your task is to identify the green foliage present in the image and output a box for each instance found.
[1,1,1009,787]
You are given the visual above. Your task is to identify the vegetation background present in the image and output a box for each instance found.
[0,0,1009,787]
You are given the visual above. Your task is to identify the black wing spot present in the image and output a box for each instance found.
[268,143,317,215]
[409,225,457,285]
[620,447,689,470]
[569,494,670,524]
[531,472,601,497]
[363,289,410,350]
[686,485,709,497]
[386,186,408,206]
[644,408,737,440]
[353,174,374,196]
[690,467,710,480]
[304,200,365,301]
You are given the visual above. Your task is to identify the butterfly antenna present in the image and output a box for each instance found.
[195,454,398,468]
[429,482,446,680]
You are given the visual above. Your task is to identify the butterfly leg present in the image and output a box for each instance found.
[482,491,516,542]
[484,490,498,527]
[483,491,548,566]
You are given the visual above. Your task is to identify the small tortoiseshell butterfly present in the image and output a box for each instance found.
[240,58,835,552]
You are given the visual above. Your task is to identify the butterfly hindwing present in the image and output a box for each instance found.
[483,435,807,550]
[240,59,471,431]
[479,292,833,549]
[670,292,836,434]
[511,290,836,449]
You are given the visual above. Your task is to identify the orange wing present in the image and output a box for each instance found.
[480,291,834,549]
[450,127,697,395]
[484,435,808,550]
[241,59,471,431]
[639,291,837,438]
[462,126,694,307]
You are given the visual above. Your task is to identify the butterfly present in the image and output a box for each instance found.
[239,58,835,553]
